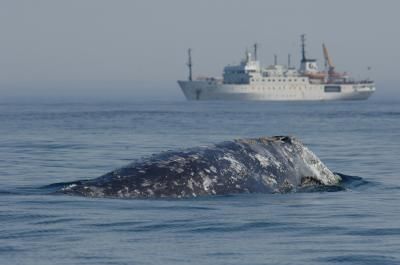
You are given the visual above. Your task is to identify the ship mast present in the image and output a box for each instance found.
[187,48,193,81]
[253,43,258,61]
[301,34,306,63]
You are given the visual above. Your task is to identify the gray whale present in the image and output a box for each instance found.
[56,136,343,198]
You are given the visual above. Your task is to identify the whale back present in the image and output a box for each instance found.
[59,136,341,198]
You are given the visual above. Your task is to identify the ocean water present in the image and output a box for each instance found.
[0,99,400,265]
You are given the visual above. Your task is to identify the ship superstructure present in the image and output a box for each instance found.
[178,35,375,101]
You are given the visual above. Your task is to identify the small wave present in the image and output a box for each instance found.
[318,254,398,265]
[40,180,84,194]
[1,228,68,240]
[0,190,20,195]
[335,172,374,190]
[297,185,345,193]
[345,227,400,236]
[0,246,26,254]
[188,221,288,234]
[86,221,145,228]
[31,217,81,226]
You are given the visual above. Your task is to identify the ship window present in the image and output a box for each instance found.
[278,79,281,82]
[262,79,265,82]
[272,79,275,82]
[324,86,341,92]
[289,79,292,82]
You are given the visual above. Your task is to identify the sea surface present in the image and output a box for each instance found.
[0,99,399,265]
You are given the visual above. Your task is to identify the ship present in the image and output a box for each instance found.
[177,35,375,101]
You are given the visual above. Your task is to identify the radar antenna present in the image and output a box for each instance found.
[187,48,193,81]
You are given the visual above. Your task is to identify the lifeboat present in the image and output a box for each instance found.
[305,72,326,79]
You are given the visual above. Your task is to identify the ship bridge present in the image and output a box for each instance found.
[223,51,261,84]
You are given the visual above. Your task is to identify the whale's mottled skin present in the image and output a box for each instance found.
[58,136,342,198]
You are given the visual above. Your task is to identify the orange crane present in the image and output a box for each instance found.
[323,43,334,75]
[322,43,345,81]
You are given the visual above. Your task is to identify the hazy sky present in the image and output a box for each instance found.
[1,0,399,100]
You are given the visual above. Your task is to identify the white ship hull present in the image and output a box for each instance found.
[178,80,375,101]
